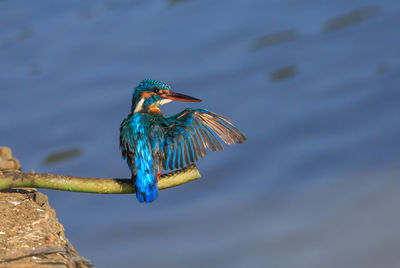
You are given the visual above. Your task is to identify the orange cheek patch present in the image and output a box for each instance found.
[141,92,155,98]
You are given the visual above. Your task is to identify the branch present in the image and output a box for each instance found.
[0,164,201,194]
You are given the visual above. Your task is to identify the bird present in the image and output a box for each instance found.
[120,79,246,203]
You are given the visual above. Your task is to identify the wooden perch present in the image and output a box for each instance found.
[0,164,201,194]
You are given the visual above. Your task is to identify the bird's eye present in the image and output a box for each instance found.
[152,87,160,93]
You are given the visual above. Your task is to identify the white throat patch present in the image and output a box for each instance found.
[133,98,145,113]
[133,98,172,113]
[157,99,173,106]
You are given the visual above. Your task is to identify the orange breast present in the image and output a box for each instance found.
[148,106,163,114]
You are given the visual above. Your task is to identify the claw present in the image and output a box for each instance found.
[156,168,162,181]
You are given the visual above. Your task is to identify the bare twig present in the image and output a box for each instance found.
[0,164,201,194]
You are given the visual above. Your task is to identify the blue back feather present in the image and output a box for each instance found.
[120,112,165,202]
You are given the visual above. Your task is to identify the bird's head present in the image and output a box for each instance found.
[131,79,201,113]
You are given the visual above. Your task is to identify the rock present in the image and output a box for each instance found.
[0,147,12,160]
[0,147,92,267]
[0,147,21,171]
[0,189,93,267]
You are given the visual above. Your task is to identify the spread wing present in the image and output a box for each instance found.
[162,108,246,170]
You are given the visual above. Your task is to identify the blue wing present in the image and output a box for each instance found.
[163,108,246,170]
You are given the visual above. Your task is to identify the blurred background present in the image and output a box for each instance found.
[1,0,400,267]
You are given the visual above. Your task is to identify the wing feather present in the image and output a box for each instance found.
[184,141,190,165]
[163,108,246,170]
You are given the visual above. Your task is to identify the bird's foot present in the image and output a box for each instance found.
[156,168,162,181]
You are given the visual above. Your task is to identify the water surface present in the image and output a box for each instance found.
[1,0,400,267]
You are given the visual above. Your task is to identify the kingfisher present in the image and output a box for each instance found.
[120,79,246,203]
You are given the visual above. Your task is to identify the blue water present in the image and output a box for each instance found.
[1,1,400,267]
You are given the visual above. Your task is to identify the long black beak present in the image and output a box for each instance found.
[163,90,202,102]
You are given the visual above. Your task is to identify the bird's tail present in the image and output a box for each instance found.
[136,184,158,203]
[134,171,158,203]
